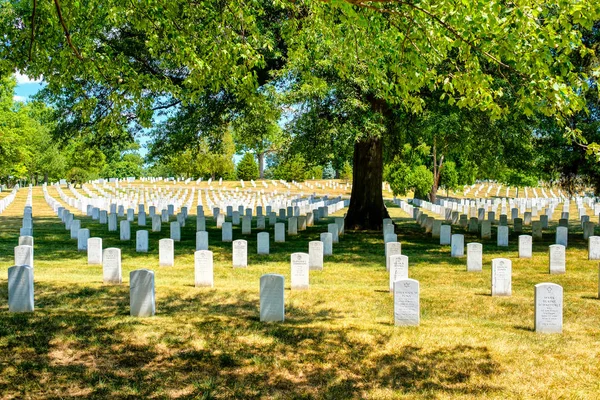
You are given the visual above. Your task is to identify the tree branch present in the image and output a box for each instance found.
[29,0,36,62]
[53,0,84,60]
[348,0,513,70]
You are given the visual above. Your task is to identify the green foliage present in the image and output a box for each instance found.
[384,144,434,199]
[306,165,323,180]
[339,161,352,182]
[440,161,459,192]
[270,154,310,182]
[236,153,260,181]
[457,160,479,186]
[65,140,106,186]
[102,152,144,178]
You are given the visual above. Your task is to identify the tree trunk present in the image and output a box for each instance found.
[345,136,390,231]
[430,138,444,204]
[258,152,265,179]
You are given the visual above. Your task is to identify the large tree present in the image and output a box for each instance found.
[2,0,599,229]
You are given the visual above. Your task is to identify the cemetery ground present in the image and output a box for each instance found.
[1,185,600,399]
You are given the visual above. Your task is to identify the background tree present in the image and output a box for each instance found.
[236,152,260,181]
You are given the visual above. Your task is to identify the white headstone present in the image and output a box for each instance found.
[87,237,102,264]
[385,242,402,272]
[120,220,131,241]
[290,252,310,290]
[257,232,270,255]
[170,221,181,241]
[451,234,464,257]
[77,228,90,251]
[555,226,568,247]
[136,230,149,252]
[534,283,563,334]
[194,250,214,288]
[260,274,285,322]
[8,265,34,312]
[222,222,233,242]
[589,236,600,260]
[393,278,419,326]
[440,225,451,245]
[467,242,483,272]
[14,245,33,268]
[491,258,512,296]
[102,248,122,284]
[155,235,174,265]
[196,231,209,251]
[549,244,566,274]
[320,232,333,256]
[309,241,324,270]
[518,235,533,258]
[233,239,248,268]
[130,269,155,317]
[274,223,285,243]
[389,254,409,291]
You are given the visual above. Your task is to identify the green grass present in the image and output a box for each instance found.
[0,185,599,399]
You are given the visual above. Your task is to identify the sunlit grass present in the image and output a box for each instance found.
[0,184,599,399]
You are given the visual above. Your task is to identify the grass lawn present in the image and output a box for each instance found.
[0,184,599,399]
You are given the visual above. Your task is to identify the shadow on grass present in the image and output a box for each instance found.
[0,280,503,399]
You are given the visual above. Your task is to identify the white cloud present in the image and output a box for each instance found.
[14,72,43,84]
[13,95,26,102]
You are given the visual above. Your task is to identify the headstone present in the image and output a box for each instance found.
[584,221,595,240]
[497,226,509,247]
[513,218,523,233]
[170,221,181,241]
[70,219,81,239]
[77,228,90,251]
[18,236,33,247]
[136,230,149,252]
[389,254,409,291]
[130,269,155,317]
[196,215,206,231]
[102,248,122,284]
[194,250,214,288]
[257,232,270,255]
[152,215,162,232]
[467,243,483,272]
[440,225,451,245]
[481,221,491,239]
[432,220,442,238]
[256,216,266,230]
[532,221,542,240]
[242,215,252,235]
[159,238,175,266]
[99,210,108,224]
[328,223,339,244]
[274,223,285,243]
[320,232,333,256]
[589,236,600,260]
[87,237,102,264]
[393,278,419,326]
[222,222,233,242]
[534,283,563,334]
[14,245,33,268]
[518,235,533,258]
[556,226,568,247]
[540,214,549,229]
[120,220,131,241]
[468,217,479,233]
[549,244,566,274]
[233,240,248,268]
[138,211,146,226]
[385,242,402,272]
[288,217,298,236]
[196,231,209,251]
[290,253,310,290]
[298,216,307,231]
[8,265,34,312]
[491,258,512,296]
[260,274,285,322]
[309,241,324,270]
[451,234,464,257]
